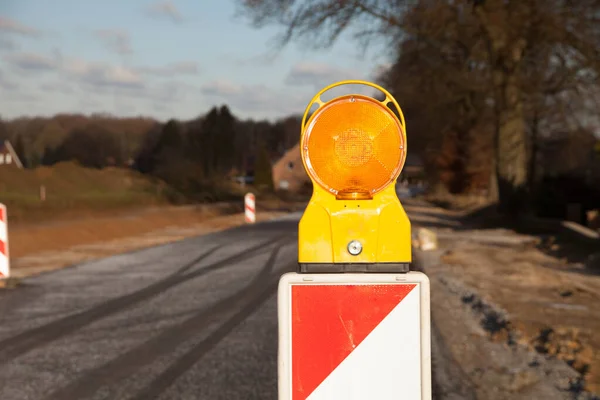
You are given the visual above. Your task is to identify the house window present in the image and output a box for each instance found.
[287,161,294,171]
[6,154,11,164]
[0,154,4,164]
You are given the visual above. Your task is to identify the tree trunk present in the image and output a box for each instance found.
[495,72,528,215]
[488,158,499,202]
[473,1,529,216]
[528,108,540,196]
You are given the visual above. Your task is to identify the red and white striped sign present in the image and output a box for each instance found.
[245,192,255,223]
[0,203,9,279]
[278,272,431,400]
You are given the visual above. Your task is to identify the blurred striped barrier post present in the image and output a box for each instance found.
[0,203,9,279]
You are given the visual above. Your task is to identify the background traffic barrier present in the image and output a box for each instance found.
[245,193,256,223]
[521,215,600,244]
[0,203,9,279]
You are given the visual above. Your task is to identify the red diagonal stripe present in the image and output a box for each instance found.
[0,206,4,222]
[245,205,255,213]
[292,283,417,400]
[0,240,6,256]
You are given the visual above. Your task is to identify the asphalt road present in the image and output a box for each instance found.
[0,206,478,400]
[0,214,302,400]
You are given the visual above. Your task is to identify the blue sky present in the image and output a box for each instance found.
[0,0,392,122]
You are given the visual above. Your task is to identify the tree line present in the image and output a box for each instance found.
[0,107,301,201]
[133,105,300,198]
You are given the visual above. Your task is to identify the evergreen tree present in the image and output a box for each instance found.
[254,143,273,190]
[215,105,237,175]
[197,107,219,176]
[150,119,192,190]
[0,120,8,142]
[154,119,183,152]
[13,134,27,168]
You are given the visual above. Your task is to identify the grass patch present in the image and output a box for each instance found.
[0,161,171,223]
[0,162,309,224]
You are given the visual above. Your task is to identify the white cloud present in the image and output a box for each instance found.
[63,59,144,89]
[0,16,40,36]
[2,47,205,119]
[285,62,361,89]
[283,62,388,101]
[73,79,198,118]
[137,61,200,77]
[201,79,308,117]
[145,1,183,23]
[153,102,171,112]
[201,80,243,96]
[94,29,133,55]
[4,49,199,97]
[219,52,279,68]
[3,52,57,71]
[0,37,16,51]
[40,81,76,94]
[58,59,202,106]
[0,69,19,91]
[80,97,103,108]
[147,80,197,102]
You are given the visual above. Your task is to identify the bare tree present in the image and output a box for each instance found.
[237,0,600,214]
[378,2,493,195]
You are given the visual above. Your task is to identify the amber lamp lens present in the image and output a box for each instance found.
[302,95,405,198]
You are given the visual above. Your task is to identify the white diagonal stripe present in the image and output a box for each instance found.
[0,253,9,277]
[0,220,6,243]
[307,287,422,399]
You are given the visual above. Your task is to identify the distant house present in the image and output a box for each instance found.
[271,143,310,192]
[0,140,24,169]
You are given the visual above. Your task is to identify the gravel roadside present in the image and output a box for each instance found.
[409,202,600,400]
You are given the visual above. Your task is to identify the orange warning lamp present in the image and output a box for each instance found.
[298,80,411,273]
[303,94,406,200]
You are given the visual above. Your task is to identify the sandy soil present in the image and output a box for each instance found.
[437,231,600,394]
[3,202,298,281]
[407,199,600,398]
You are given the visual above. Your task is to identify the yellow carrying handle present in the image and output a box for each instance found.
[300,80,407,143]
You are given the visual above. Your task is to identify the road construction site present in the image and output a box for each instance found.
[0,198,598,399]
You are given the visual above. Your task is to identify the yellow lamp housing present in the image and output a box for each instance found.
[298,80,411,273]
